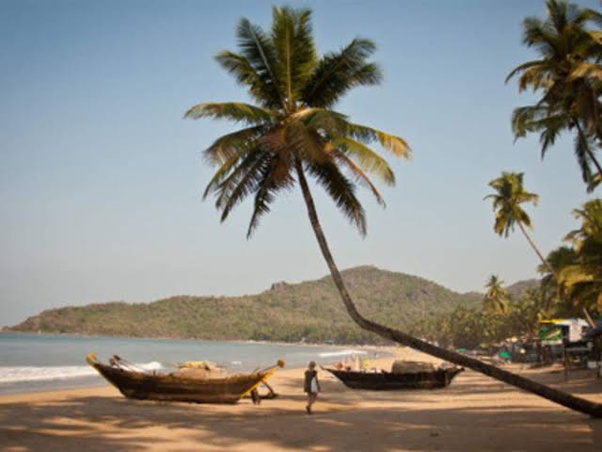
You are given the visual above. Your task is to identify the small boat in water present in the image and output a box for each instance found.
[86,353,283,404]
[323,360,463,391]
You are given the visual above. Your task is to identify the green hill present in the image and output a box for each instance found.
[8,266,482,344]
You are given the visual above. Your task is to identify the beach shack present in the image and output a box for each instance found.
[539,318,592,379]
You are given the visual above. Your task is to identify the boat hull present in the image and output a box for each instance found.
[324,367,463,391]
[88,356,272,404]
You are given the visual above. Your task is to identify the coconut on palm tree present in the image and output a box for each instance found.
[186,6,602,417]
[507,0,602,191]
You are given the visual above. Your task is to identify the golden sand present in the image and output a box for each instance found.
[2,347,601,451]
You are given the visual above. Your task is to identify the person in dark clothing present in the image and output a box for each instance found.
[303,361,320,414]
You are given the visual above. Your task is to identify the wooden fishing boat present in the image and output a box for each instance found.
[323,362,464,391]
[86,353,283,404]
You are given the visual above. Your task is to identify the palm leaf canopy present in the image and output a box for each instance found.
[185,6,410,237]
[484,172,539,238]
[564,198,602,247]
[506,0,602,191]
[483,275,510,314]
[556,198,602,313]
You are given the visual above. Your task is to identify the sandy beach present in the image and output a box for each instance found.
[2,347,602,451]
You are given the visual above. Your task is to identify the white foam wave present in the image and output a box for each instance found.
[137,361,163,371]
[0,366,98,383]
[0,361,165,384]
[318,349,367,358]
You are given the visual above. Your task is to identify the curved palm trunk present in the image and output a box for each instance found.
[295,160,602,418]
[516,220,556,276]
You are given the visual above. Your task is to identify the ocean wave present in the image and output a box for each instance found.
[0,361,165,384]
[318,349,367,358]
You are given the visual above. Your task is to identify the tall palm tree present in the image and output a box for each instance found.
[557,199,602,313]
[507,0,602,191]
[186,6,602,417]
[483,275,510,314]
[485,172,554,274]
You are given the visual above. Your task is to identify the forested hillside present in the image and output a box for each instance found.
[8,266,482,344]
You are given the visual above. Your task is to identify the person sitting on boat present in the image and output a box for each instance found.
[303,361,320,414]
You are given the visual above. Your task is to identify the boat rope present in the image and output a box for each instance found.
[110,355,153,374]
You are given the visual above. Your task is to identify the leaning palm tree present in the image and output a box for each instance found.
[186,6,602,417]
[483,275,510,314]
[485,172,554,274]
[507,0,602,191]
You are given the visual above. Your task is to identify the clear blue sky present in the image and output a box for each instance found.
[1,0,598,326]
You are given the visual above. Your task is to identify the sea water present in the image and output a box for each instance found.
[0,333,369,395]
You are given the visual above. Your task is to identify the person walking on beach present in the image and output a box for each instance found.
[304,361,320,414]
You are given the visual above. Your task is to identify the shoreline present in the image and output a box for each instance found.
[0,338,388,398]
[3,347,602,450]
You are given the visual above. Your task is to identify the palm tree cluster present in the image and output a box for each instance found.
[485,171,602,318]
[507,0,602,192]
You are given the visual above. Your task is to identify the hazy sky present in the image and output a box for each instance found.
[1,0,599,326]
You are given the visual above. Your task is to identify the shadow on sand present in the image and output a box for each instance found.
[2,371,601,451]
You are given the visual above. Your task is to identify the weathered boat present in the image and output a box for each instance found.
[324,361,464,391]
[86,353,283,404]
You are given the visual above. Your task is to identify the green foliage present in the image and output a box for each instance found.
[483,275,510,314]
[411,280,543,349]
[185,6,410,239]
[485,172,539,238]
[507,0,602,191]
[555,198,602,315]
[8,266,481,345]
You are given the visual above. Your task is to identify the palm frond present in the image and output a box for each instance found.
[347,123,411,159]
[506,59,546,85]
[205,148,265,210]
[330,148,385,206]
[570,61,602,82]
[292,108,349,135]
[271,6,316,109]
[203,126,266,165]
[214,51,269,103]
[330,136,395,186]
[211,150,268,217]
[305,160,367,235]
[302,38,382,107]
[246,152,296,237]
[202,128,264,197]
[573,126,596,188]
[184,102,273,125]
[236,17,286,110]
